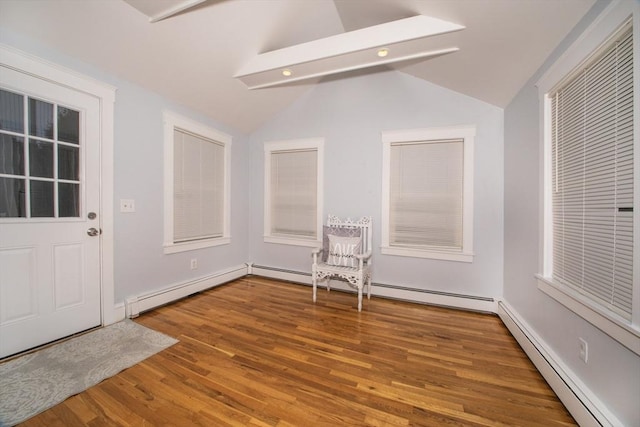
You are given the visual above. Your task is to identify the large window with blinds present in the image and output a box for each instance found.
[550,22,634,320]
[537,11,638,350]
[264,138,324,246]
[381,126,475,262]
[163,111,231,254]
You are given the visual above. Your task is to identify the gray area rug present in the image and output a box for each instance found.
[0,319,178,426]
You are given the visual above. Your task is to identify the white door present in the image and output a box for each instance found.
[0,66,101,358]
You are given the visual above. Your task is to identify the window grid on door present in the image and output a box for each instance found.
[0,88,81,219]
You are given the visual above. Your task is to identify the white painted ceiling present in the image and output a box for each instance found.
[0,0,595,133]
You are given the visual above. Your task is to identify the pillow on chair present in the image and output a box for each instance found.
[322,226,361,262]
[327,235,361,268]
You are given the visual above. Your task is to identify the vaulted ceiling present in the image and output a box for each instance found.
[0,0,595,133]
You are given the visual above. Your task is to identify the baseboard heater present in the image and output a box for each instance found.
[125,264,248,318]
[250,264,496,313]
[125,263,495,316]
[497,300,614,427]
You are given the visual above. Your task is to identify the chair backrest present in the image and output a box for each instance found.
[326,215,372,264]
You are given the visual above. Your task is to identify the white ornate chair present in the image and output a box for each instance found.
[311,215,372,311]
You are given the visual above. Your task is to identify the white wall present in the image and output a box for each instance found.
[0,30,251,305]
[503,1,640,425]
[112,82,249,302]
[249,70,504,300]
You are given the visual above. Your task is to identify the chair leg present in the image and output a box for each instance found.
[312,273,317,303]
[357,286,363,312]
[367,274,372,300]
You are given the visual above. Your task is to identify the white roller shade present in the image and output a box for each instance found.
[389,139,464,250]
[270,149,317,238]
[173,129,224,243]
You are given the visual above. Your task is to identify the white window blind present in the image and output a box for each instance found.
[173,129,224,243]
[550,24,634,319]
[390,139,464,250]
[270,148,317,238]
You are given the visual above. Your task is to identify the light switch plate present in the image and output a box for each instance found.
[120,199,135,213]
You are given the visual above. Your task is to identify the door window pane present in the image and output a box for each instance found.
[58,145,79,180]
[30,180,54,217]
[58,183,79,217]
[58,107,79,145]
[1,89,83,220]
[0,177,26,218]
[0,134,24,176]
[28,98,54,139]
[29,140,54,178]
[0,89,24,133]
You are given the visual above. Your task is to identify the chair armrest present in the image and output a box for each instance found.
[355,250,372,261]
[312,247,323,264]
[355,250,372,268]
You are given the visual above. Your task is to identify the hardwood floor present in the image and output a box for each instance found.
[22,276,576,426]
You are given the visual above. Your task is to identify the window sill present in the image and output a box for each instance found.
[164,237,230,254]
[264,235,321,248]
[536,275,640,356]
[381,245,473,263]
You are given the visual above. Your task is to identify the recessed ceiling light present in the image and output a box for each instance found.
[377,48,389,57]
[282,69,292,77]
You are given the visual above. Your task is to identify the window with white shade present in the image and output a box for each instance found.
[536,3,638,355]
[163,111,231,254]
[381,126,475,262]
[264,138,323,246]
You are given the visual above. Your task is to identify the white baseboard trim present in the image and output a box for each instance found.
[251,264,312,284]
[113,264,495,323]
[250,264,496,313]
[373,283,496,313]
[109,303,126,325]
[124,264,248,317]
[498,300,620,427]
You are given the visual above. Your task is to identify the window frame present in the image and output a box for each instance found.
[535,0,640,355]
[263,138,324,247]
[163,111,231,254]
[381,125,475,263]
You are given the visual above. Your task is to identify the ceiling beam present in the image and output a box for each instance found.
[149,0,207,23]
[235,15,464,89]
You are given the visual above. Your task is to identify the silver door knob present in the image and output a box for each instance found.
[87,228,100,236]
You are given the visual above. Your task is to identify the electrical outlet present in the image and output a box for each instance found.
[190,259,198,270]
[120,199,135,213]
[579,338,588,363]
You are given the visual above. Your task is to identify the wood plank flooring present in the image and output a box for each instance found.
[21,276,576,426]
